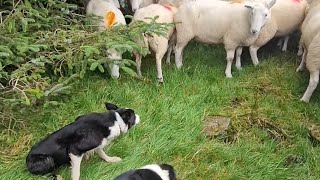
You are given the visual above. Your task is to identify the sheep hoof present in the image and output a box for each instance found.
[157,77,164,83]
[226,74,233,79]
[296,68,301,72]
[166,58,171,64]
[54,175,62,180]
[236,66,242,70]
[111,74,120,79]
[300,98,309,103]
[176,63,183,69]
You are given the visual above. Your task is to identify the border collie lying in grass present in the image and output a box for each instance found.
[26,102,140,180]
[114,164,177,180]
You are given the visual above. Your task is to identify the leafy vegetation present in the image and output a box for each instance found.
[0,0,170,107]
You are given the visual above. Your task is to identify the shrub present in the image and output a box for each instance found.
[0,0,170,107]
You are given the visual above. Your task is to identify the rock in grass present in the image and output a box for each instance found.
[308,124,320,145]
[284,155,305,167]
[203,116,231,139]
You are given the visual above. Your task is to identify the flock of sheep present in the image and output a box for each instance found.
[86,0,320,102]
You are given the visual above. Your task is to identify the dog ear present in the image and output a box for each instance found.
[105,102,119,110]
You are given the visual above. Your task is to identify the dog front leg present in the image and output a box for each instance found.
[95,148,122,163]
[69,153,83,180]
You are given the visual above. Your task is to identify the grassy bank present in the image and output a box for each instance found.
[1,41,320,180]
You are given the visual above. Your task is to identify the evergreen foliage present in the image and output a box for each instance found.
[0,0,170,107]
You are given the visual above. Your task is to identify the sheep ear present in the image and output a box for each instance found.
[112,0,120,8]
[244,5,253,9]
[266,0,277,9]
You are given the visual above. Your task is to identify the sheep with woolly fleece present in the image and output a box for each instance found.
[296,0,320,72]
[236,0,308,69]
[129,0,155,11]
[129,0,188,11]
[298,0,320,102]
[174,0,276,78]
[158,0,189,7]
[128,0,187,64]
[86,0,126,79]
[132,4,177,82]
[301,33,320,102]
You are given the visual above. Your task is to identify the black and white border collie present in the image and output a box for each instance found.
[26,102,140,180]
[114,164,177,180]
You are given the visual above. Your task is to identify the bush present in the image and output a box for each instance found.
[0,0,170,107]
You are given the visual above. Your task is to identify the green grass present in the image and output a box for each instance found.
[1,41,320,180]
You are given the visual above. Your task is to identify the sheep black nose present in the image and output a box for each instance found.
[251,30,258,34]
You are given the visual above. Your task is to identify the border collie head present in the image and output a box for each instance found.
[114,163,177,180]
[159,164,177,180]
[105,102,140,130]
[141,164,177,180]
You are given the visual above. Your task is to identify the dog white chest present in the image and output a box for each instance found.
[107,121,121,141]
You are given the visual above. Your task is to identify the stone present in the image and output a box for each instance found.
[308,124,320,145]
[203,116,231,138]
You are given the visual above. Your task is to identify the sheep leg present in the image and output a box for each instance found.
[166,32,176,64]
[249,45,260,66]
[174,41,189,69]
[235,47,243,70]
[296,50,306,72]
[301,70,319,102]
[297,42,304,56]
[135,52,142,77]
[225,48,236,78]
[281,36,290,52]
[166,44,173,64]
[277,38,283,47]
[155,47,167,83]
[174,28,193,69]
[110,63,120,79]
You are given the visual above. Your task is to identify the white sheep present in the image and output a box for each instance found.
[132,4,177,82]
[128,0,186,64]
[158,0,188,7]
[301,33,320,102]
[86,0,126,78]
[298,0,320,102]
[174,0,276,78]
[129,0,155,11]
[237,0,308,69]
[129,0,187,11]
[296,1,320,72]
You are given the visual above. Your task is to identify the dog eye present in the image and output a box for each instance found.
[265,14,268,17]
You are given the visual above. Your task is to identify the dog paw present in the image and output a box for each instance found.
[107,156,122,163]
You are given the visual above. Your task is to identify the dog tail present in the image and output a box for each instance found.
[26,154,55,175]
